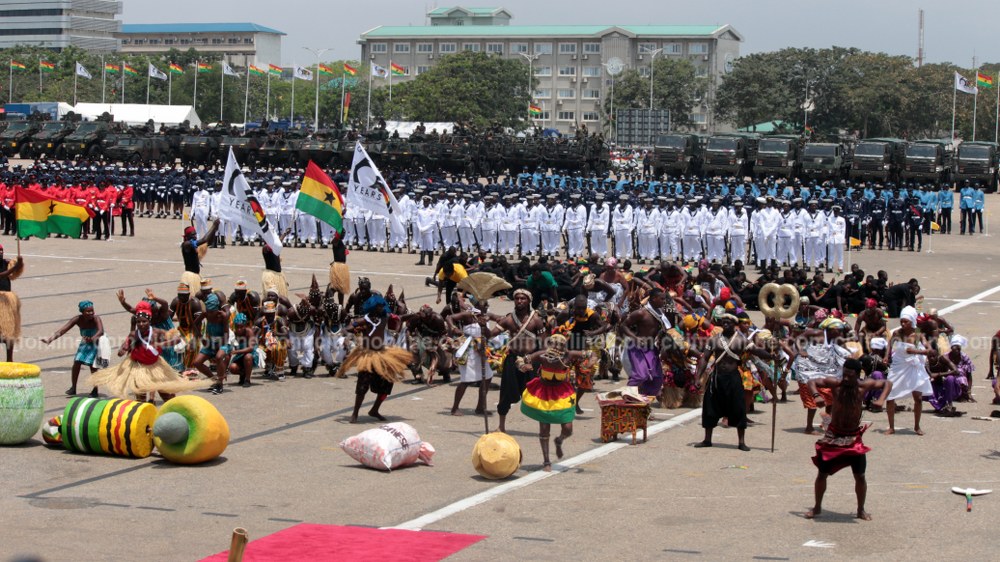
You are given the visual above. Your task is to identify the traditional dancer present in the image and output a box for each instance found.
[494,289,544,433]
[620,288,670,397]
[42,300,105,397]
[806,358,892,521]
[261,244,289,299]
[228,313,257,387]
[885,306,933,435]
[447,297,496,416]
[328,232,350,306]
[518,334,585,471]
[88,302,209,402]
[555,295,609,415]
[343,294,413,423]
[180,219,219,290]
[190,294,231,395]
[170,282,203,369]
[0,250,23,362]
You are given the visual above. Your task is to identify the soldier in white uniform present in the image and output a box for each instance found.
[521,195,543,257]
[704,198,729,263]
[758,197,781,268]
[498,194,520,256]
[827,204,846,272]
[367,209,387,251]
[611,194,635,260]
[792,198,808,267]
[388,186,410,252]
[635,197,660,262]
[804,200,826,270]
[479,194,501,253]
[439,192,460,250]
[540,194,564,257]
[660,198,681,261]
[776,200,796,266]
[414,195,438,266]
[278,181,297,244]
[563,193,588,259]
[681,200,702,262]
[191,179,212,239]
[458,193,478,253]
[728,201,750,265]
[586,193,610,258]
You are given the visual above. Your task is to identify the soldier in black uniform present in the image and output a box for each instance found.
[906,196,924,252]
[886,190,906,251]
[867,189,887,250]
[844,190,862,249]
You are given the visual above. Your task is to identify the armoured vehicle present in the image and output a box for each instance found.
[20,121,75,159]
[58,119,112,159]
[754,134,803,179]
[220,131,267,166]
[901,139,954,184]
[500,137,545,175]
[258,131,304,166]
[179,133,222,165]
[800,142,852,180]
[103,133,172,163]
[703,132,759,177]
[652,133,703,177]
[296,131,340,167]
[849,137,907,183]
[954,141,999,191]
[0,120,42,157]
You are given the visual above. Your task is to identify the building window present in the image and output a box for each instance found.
[533,111,550,121]
[121,38,131,45]
[534,66,552,76]
[416,65,430,75]
[664,42,682,55]
[582,111,600,121]
[557,111,576,121]
[558,88,575,98]
[690,113,707,124]
[583,42,601,54]
[371,43,387,53]
[638,67,650,78]
[638,42,657,54]
[558,66,576,76]
[510,42,528,54]
[582,89,600,99]
[534,88,551,98]
[486,42,503,54]
[416,43,433,53]
[0,8,64,17]
[463,43,480,52]
[695,65,708,77]
[689,42,708,55]
[558,43,577,54]
[582,66,601,77]
[212,38,225,45]
[180,38,191,45]
[394,43,410,53]
[149,38,162,45]
[439,43,456,53]
[196,38,207,44]
[227,37,240,44]
[133,38,146,45]
[533,42,552,55]
[163,38,175,45]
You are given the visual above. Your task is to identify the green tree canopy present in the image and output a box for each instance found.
[602,57,705,129]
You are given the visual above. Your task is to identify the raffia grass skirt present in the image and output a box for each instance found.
[341,347,413,383]
[329,263,350,295]
[180,271,202,293]
[261,270,288,299]
[0,292,21,340]
[87,357,212,399]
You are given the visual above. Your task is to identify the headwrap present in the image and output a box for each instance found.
[819,317,846,330]
[711,305,737,323]
[362,294,388,315]
[718,287,731,301]
[78,300,93,312]
[582,274,596,290]
[950,334,968,349]
[233,313,248,325]
[183,226,196,237]
[177,283,190,295]
[235,279,248,290]
[201,278,213,289]
[263,301,277,313]
[205,294,220,311]
[604,257,618,268]
[865,298,878,309]
[134,301,152,318]
[512,288,532,302]
[814,309,828,321]
[698,258,710,271]
[900,306,918,325]
[869,337,888,351]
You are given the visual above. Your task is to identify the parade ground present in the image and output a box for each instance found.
[5,202,1000,561]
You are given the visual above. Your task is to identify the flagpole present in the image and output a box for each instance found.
[220,62,225,122]
[995,72,999,143]
[290,73,295,126]
[973,71,979,142]
[243,65,250,129]
[193,61,199,114]
[366,67,372,131]
[38,56,42,93]
[168,66,172,105]
[314,62,321,130]
[951,81,958,142]
[265,70,271,122]
[340,71,346,126]
[388,59,392,103]
[146,67,151,105]
[101,55,106,103]
[8,59,12,103]
[121,60,125,104]
[74,63,78,105]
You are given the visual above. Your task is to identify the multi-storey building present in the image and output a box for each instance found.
[359,6,741,136]
[119,23,284,68]
[0,0,121,52]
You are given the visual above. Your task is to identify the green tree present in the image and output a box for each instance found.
[602,57,704,129]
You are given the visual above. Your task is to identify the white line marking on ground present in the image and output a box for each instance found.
[387,409,702,531]
[937,284,1000,316]
[802,540,835,549]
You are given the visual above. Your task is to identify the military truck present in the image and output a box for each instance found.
[258,131,304,166]
[955,141,999,192]
[103,133,172,163]
[0,120,43,157]
[652,133,703,177]
[20,121,75,159]
[849,137,907,183]
[58,119,112,159]
[296,130,340,167]
[220,131,267,166]
[702,132,760,178]
[800,142,852,180]
[501,137,545,175]
[379,138,424,171]
[901,139,954,185]
[754,134,803,179]
[179,133,222,165]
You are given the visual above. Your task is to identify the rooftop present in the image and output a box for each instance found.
[427,6,507,16]
[120,23,286,36]
[362,24,737,39]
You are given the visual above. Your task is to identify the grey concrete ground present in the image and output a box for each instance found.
[4,198,1000,561]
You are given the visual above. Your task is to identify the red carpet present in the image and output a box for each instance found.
[201,523,486,561]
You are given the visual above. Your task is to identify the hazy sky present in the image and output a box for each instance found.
[124,1,996,68]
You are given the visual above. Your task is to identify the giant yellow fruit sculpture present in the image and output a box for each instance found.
[153,395,229,464]
[472,432,521,480]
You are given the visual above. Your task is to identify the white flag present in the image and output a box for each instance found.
[371,64,388,78]
[293,66,313,81]
[218,148,283,255]
[75,62,92,80]
[222,61,240,77]
[347,141,404,233]
[955,71,978,95]
[148,63,167,81]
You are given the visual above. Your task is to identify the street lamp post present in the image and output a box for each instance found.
[303,46,333,131]
[640,46,663,142]
[519,52,540,124]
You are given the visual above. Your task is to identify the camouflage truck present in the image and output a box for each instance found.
[296,131,340,167]
[954,141,999,192]
[754,134,803,179]
[426,137,476,176]
[220,131,267,166]
[652,133,703,177]
[501,137,545,175]
[0,120,42,157]
[379,138,425,171]
[800,142,853,181]
[58,119,112,159]
[901,139,954,185]
[20,121,75,159]
[258,131,304,166]
[179,132,222,165]
[703,132,760,178]
[849,137,908,183]
[103,133,172,163]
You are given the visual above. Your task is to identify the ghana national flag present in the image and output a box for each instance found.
[390,62,406,76]
[104,63,119,74]
[10,60,26,71]
[978,72,994,89]
[169,62,184,74]
[249,65,266,77]
[197,62,212,73]
[529,103,542,117]
[296,161,344,233]
[268,64,282,76]
[343,63,357,76]
[39,60,55,72]
[15,186,94,239]
[318,64,334,76]
[123,64,138,76]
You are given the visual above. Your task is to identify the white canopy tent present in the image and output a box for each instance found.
[71,103,201,128]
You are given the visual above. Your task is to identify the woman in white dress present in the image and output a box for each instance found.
[885,306,934,435]
[447,300,496,416]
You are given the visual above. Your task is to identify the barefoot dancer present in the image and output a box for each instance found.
[447,297,497,416]
[805,358,892,521]
[0,249,24,362]
[343,295,413,423]
[494,289,544,433]
[518,334,584,471]
[885,306,933,435]
[42,300,104,397]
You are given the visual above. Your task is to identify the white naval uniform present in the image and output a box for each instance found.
[540,204,564,257]
[611,203,635,259]
[728,208,749,264]
[586,202,610,257]
[563,203,588,258]
[635,207,661,260]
